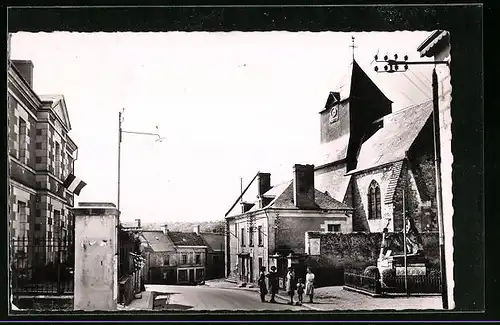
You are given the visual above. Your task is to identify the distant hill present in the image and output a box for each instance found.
[140,220,225,234]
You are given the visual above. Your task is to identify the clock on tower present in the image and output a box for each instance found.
[329,106,339,124]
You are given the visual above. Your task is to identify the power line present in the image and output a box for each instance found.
[401,72,429,98]
[408,69,432,93]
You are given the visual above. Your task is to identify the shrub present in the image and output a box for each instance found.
[381,268,396,287]
[428,269,441,278]
[363,266,380,279]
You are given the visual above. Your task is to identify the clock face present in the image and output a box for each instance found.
[329,106,339,123]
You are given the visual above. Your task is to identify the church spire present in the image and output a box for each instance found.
[349,36,357,63]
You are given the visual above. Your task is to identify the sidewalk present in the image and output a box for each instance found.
[204,279,442,311]
[117,291,154,311]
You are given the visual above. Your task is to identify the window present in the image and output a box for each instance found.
[181,254,187,264]
[35,157,42,164]
[249,226,254,246]
[368,181,382,220]
[258,257,263,271]
[241,228,245,246]
[47,231,52,239]
[17,201,27,236]
[178,269,188,282]
[18,118,27,163]
[35,142,42,149]
[258,226,263,246]
[195,254,201,265]
[55,142,61,178]
[328,224,341,232]
[35,223,41,231]
[36,128,42,136]
[163,255,169,266]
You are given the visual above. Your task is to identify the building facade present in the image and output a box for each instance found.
[199,231,225,280]
[8,59,77,268]
[140,226,207,285]
[225,165,353,285]
[417,29,454,309]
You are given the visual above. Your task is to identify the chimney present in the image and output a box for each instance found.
[193,225,200,235]
[293,164,316,209]
[160,224,168,234]
[135,218,141,228]
[12,60,34,88]
[257,173,271,198]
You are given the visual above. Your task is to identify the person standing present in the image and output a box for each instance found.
[285,267,296,305]
[296,278,305,306]
[258,266,268,302]
[267,265,279,303]
[305,267,315,303]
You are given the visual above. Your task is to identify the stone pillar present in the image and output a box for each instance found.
[73,202,119,311]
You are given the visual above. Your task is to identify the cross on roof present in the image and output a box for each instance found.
[349,36,357,62]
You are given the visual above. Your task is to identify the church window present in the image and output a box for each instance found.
[368,181,382,220]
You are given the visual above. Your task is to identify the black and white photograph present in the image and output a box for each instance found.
[6,5,484,319]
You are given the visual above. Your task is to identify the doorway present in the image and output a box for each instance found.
[249,257,254,283]
[189,269,195,284]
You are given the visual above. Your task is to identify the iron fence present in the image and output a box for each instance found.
[344,272,380,294]
[10,236,74,295]
[383,274,441,294]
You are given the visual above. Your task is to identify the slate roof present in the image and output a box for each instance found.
[351,100,433,174]
[200,232,225,252]
[269,182,351,210]
[167,231,207,247]
[140,231,176,252]
[315,169,352,203]
[317,133,350,166]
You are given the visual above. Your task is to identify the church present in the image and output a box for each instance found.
[225,49,439,284]
[314,59,437,234]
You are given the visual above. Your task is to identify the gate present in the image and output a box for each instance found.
[10,236,74,296]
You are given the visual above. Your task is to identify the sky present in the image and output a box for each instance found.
[10,31,435,223]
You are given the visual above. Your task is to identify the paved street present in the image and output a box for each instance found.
[142,281,442,312]
[146,284,306,311]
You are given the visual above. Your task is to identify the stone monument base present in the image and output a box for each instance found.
[378,254,428,278]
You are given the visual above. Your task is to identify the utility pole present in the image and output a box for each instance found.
[402,188,408,296]
[118,110,123,212]
[117,110,164,214]
[374,53,450,309]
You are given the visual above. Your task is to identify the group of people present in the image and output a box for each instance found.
[257,265,315,306]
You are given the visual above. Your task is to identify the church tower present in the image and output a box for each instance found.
[318,59,393,172]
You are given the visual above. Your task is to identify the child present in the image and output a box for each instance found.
[296,278,305,306]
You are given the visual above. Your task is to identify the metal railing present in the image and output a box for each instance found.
[344,272,380,294]
[10,236,74,295]
[384,274,442,294]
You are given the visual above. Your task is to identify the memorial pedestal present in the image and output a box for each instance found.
[377,254,428,287]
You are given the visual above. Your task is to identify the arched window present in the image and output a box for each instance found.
[368,181,382,220]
